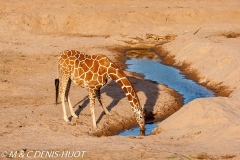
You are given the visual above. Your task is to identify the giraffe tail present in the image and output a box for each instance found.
[55,78,59,105]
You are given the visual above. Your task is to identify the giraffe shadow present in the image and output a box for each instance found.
[67,96,89,121]
[74,96,89,116]
[97,76,159,124]
[71,76,159,124]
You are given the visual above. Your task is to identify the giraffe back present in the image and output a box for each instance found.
[58,50,110,89]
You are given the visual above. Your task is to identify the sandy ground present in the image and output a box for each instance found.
[0,0,240,159]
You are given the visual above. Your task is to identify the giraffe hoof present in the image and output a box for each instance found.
[109,111,118,116]
[64,117,70,122]
[106,112,112,116]
[139,129,146,136]
[72,114,78,118]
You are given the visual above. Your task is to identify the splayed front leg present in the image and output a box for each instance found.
[68,97,78,118]
[61,100,70,122]
[64,78,78,119]
[96,89,112,116]
[89,88,97,128]
[90,106,97,128]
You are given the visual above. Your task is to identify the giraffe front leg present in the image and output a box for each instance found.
[62,100,70,122]
[60,94,70,122]
[64,78,78,119]
[96,89,111,116]
[89,89,97,128]
[68,97,78,118]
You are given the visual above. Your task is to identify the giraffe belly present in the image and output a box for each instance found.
[71,78,84,87]
[71,78,106,90]
[87,80,106,89]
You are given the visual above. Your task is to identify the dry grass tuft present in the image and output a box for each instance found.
[221,154,236,159]
[194,153,216,160]
[221,32,240,38]
[193,153,236,160]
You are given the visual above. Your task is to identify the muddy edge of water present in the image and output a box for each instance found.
[91,46,183,136]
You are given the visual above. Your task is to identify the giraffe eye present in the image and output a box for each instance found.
[140,116,142,118]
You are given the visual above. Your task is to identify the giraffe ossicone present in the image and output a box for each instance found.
[55,50,146,136]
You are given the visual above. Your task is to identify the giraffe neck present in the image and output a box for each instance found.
[107,63,141,111]
[107,62,146,135]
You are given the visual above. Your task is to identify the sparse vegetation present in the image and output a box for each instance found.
[167,153,191,160]
[221,154,236,159]
[167,154,177,159]
[194,153,216,160]
[192,153,236,160]
[19,52,26,58]
[222,32,240,38]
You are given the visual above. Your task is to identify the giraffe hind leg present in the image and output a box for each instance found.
[96,89,111,115]
[65,78,78,118]
[55,78,59,105]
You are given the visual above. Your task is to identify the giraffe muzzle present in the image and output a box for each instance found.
[139,128,146,136]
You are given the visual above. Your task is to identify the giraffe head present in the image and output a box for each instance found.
[134,107,146,136]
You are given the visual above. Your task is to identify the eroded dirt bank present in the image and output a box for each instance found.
[151,32,240,157]
[1,0,240,159]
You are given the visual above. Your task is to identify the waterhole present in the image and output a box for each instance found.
[119,49,214,136]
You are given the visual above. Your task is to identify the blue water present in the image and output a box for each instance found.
[119,57,214,136]
[119,122,158,136]
[125,58,214,104]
